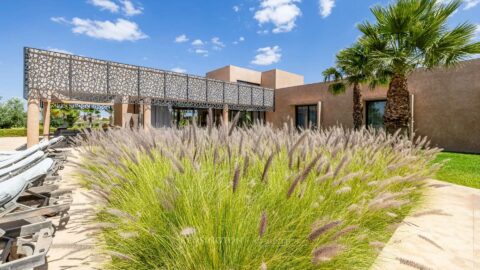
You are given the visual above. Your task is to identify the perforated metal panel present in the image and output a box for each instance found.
[24,47,274,110]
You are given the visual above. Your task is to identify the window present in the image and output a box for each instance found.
[295,105,317,129]
[229,110,265,127]
[366,100,386,129]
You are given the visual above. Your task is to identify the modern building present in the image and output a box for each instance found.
[24,48,480,153]
[205,61,480,154]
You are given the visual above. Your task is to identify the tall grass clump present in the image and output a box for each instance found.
[74,122,440,269]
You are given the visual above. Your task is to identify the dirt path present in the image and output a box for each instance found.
[372,179,480,270]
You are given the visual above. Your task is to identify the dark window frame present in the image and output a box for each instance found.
[295,104,317,130]
[365,99,387,129]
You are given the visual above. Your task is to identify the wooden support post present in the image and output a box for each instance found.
[113,99,129,127]
[410,94,415,139]
[27,97,40,148]
[143,98,152,130]
[223,104,229,128]
[42,100,51,140]
[317,101,322,130]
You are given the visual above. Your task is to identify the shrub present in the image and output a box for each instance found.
[75,123,440,269]
[0,127,55,137]
[0,97,26,129]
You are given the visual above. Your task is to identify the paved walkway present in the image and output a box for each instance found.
[45,151,106,270]
[372,179,480,270]
[0,138,105,269]
[0,137,26,151]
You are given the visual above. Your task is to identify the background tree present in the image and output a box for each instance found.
[359,0,480,134]
[81,107,101,128]
[0,97,26,129]
[323,43,386,129]
[50,104,80,128]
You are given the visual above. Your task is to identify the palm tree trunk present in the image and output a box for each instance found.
[384,74,410,134]
[352,82,363,130]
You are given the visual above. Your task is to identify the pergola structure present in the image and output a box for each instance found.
[24,48,275,147]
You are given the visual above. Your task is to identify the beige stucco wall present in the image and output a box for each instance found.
[206,65,263,84]
[206,66,232,82]
[206,66,304,89]
[261,69,304,89]
[407,60,480,153]
[271,59,480,153]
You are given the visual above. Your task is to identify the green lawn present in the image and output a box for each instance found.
[435,152,480,189]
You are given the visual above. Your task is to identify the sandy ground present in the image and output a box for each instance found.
[44,151,107,270]
[0,137,106,269]
[372,179,480,270]
[0,137,27,151]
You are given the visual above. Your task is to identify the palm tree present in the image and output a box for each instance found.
[359,0,480,134]
[323,43,385,129]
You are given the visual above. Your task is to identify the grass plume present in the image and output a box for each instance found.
[74,124,439,269]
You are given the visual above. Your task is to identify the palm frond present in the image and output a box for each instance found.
[322,67,343,82]
[328,82,347,95]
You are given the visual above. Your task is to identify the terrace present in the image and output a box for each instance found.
[23,47,274,146]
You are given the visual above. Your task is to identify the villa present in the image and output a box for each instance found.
[24,47,480,153]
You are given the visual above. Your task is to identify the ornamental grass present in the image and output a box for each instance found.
[74,118,440,269]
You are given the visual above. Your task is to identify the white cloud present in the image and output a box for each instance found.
[191,39,204,46]
[464,0,480,9]
[233,5,240,12]
[233,36,245,45]
[172,67,187,73]
[195,49,209,56]
[88,0,119,13]
[211,37,225,50]
[175,34,189,43]
[438,0,479,10]
[122,0,143,16]
[254,0,302,33]
[71,18,148,41]
[47,47,73,54]
[51,17,69,24]
[319,0,335,18]
[251,46,281,65]
[475,24,480,38]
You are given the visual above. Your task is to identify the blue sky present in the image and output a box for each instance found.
[0,0,479,101]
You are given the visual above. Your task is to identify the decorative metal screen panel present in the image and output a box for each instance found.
[24,47,274,110]
[139,68,165,99]
[239,85,252,105]
[188,76,207,102]
[207,80,223,103]
[24,49,69,99]
[71,56,108,95]
[264,89,274,107]
[109,63,138,96]
[165,73,187,100]
[252,87,264,106]
[224,83,238,104]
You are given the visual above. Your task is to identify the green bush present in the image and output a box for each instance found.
[0,127,57,137]
[0,97,26,129]
[76,124,440,269]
